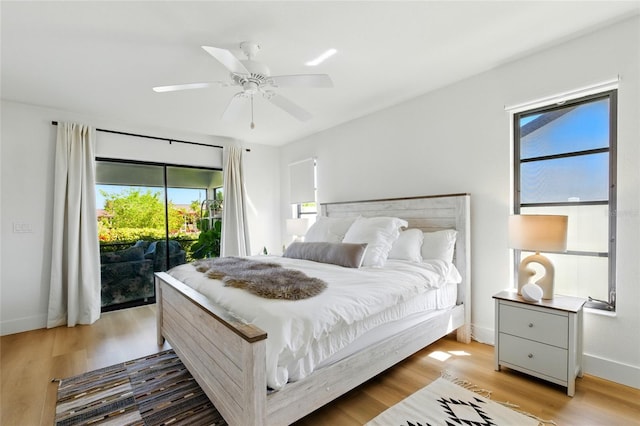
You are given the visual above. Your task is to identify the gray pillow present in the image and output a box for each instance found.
[283,242,368,268]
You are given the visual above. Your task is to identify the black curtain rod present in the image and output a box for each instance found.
[50,121,250,152]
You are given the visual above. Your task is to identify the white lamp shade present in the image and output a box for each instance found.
[508,215,568,252]
[286,218,310,237]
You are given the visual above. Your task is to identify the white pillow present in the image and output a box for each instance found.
[343,217,408,267]
[421,229,458,262]
[388,228,424,262]
[304,216,358,243]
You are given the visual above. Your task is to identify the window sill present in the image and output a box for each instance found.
[584,307,617,317]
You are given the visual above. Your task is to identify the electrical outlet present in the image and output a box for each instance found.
[13,223,33,233]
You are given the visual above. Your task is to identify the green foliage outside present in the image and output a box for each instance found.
[98,225,166,244]
[98,187,223,261]
[100,188,183,233]
[189,191,224,259]
[191,219,222,259]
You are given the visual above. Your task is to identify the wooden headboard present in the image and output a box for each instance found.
[321,193,471,331]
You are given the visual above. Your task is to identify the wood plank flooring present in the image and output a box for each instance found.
[1,305,638,425]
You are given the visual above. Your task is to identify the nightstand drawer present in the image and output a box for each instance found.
[499,303,568,348]
[499,333,568,381]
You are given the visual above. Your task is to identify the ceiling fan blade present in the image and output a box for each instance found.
[202,45,250,76]
[269,74,333,88]
[266,92,313,121]
[152,82,224,93]
[222,93,248,121]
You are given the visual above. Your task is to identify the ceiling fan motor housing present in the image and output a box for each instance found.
[234,60,270,93]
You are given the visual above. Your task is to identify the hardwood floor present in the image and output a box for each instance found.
[2,305,639,425]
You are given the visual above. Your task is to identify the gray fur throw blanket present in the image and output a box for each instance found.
[192,257,327,300]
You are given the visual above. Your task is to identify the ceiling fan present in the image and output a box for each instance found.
[153,41,334,128]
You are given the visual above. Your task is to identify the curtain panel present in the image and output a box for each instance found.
[47,122,101,328]
[221,145,251,257]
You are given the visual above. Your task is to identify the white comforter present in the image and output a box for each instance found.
[168,256,461,390]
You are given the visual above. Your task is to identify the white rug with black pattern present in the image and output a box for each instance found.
[366,377,540,426]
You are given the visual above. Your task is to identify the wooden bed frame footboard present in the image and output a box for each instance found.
[155,193,471,425]
[156,273,268,425]
[156,273,464,426]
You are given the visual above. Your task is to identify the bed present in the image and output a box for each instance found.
[155,193,471,425]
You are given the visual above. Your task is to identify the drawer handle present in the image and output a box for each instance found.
[528,323,534,328]
[528,353,534,359]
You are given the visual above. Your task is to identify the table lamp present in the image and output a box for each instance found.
[508,214,568,300]
[286,218,310,242]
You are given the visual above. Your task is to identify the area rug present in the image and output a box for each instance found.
[54,349,227,426]
[366,375,548,426]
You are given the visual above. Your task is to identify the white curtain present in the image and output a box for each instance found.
[221,145,251,257]
[47,122,101,328]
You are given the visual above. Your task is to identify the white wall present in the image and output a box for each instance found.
[0,100,281,335]
[280,17,640,388]
[243,142,282,256]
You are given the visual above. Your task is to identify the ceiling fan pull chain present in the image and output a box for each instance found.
[250,95,255,129]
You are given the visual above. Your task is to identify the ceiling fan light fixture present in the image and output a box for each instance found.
[242,80,259,94]
[305,48,337,66]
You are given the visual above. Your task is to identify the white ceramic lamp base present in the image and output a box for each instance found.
[517,252,555,300]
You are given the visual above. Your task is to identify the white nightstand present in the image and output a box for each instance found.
[493,290,586,396]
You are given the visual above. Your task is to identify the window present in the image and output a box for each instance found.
[513,90,617,310]
[296,201,317,220]
[289,158,317,221]
[96,159,223,311]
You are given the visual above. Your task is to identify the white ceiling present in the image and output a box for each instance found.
[2,1,638,146]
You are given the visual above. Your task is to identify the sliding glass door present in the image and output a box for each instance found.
[96,159,222,311]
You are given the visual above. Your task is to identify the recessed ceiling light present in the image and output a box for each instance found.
[305,48,337,66]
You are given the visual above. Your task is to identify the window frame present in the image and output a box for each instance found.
[296,203,317,219]
[513,89,617,311]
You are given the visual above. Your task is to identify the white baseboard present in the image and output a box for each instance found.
[478,325,640,390]
[471,323,495,345]
[583,353,640,390]
[0,314,46,336]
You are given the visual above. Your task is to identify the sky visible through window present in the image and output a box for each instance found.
[519,100,609,203]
